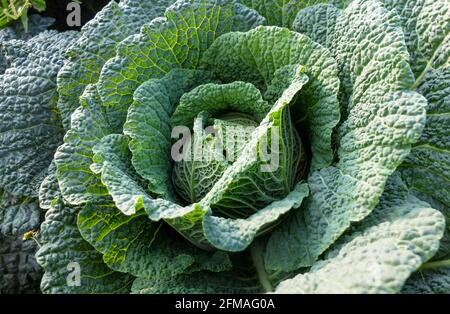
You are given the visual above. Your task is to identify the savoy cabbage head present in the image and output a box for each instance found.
[0,0,449,294]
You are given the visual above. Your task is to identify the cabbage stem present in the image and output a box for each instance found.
[420,259,450,270]
[250,239,273,293]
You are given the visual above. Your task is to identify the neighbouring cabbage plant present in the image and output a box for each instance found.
[0,0,449,294]
[0,14,78,293]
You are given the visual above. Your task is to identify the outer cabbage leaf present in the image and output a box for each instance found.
[240,0,349,27]
[0,30,78,198]
[57,0,175,128]
[54,85,113,205]
[399,68,450,261]
[293,3,341,47]
[378,0,450,266]
[380,0,450,78]
[370,3,450,287]
[265,0,427,271]
[78,200,232,279]
[275,175,445,293]
[36,198,133,294]
[400,69,450,211]
[97,0,265,127]
[132,270,260,294]
[203,182,309,252]
[37,161,134,293]
[38,162,60,211]
[295,0,449,91]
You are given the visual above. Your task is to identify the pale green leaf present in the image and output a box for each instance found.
[240,0,349,27]
[265,0,427,271]
[378,0,450,262]
[400,68,450,262]
[275,175,445,293]
[380,0,450,78]
[203,182,309,252]
[171,81,271,127]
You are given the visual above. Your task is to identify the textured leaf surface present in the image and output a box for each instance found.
[132,270,260,294]
[399,68,450,257]
[57,0,174,128]
[203,182,309,252]
[265,0,427,270]
[293,3,340,47]
[38,162,60,211]
[380,0,450,77]
[54,85,113,205]
[0,15,54,74]
[90,133,213,249]
[78,200,231,279]
[381,0,450,263]
[402,265,450,294]
[0,30,78,198]
[36,199,133,293]
[275,176,445,293]
[124,69,214,200]
[97,0,265,126]
[240,0,348,27]
[171,81,273,204]
[202,26,340,170]
[0,234,42,293]
[0,190,41,236]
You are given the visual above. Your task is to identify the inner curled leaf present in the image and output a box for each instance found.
[170,80,306,218]
[172,112,260,204]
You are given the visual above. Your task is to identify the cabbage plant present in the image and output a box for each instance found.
[0,0,449,294]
